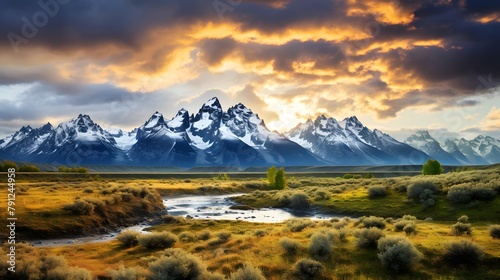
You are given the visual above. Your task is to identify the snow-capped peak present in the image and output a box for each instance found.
[143,111,166,129]
[203,97,222,110]
[167,109,190,132]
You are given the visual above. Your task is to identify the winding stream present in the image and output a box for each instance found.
[30,194,344,247]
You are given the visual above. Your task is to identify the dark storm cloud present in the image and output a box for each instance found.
[0,0,499,127]
[198,37,350,75]
[0,0,219,50]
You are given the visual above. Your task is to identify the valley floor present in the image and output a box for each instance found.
[0,167,499,279]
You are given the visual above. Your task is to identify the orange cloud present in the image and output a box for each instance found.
[347,0,414,25]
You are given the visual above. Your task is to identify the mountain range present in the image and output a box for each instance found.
[1,97,498,167]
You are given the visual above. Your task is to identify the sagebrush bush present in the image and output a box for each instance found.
[489,224,500,239]
[280,237,301,256]
[377,235,422,272]
[407,180,438,199]
[138,231,178,249]
[107,265,146,280]
[368,186,387,198]
[289,193,311,209]
[116,230,140,247]
[292,258,324,280]
[314,190,331,201]
[253,229,267,237]
[83,187,93,194]
[360,216,386,229]
[443,240,484,267]
[197,230,211,241]
[451,222,472,236]
[394,220,409,231]
[309,232,333,260]
[148,248,206,280]
[447,183,497,204]
[457,215,469,223]
[230,264,266,280]
[40,256,66,275]
[179,231,196,242]
[216,231,232,243]
[46,266,92,280]
[419,188,436,207]
[354,227,385,248]
[403,223,417,235]
[286,218,313,232]
[63,200,94,215]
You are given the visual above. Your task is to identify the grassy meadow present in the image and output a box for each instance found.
[0,166,499,279]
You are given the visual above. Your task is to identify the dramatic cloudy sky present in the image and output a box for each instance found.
[0,0,499,141]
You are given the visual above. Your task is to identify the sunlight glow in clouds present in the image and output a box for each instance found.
[0,0,498,139]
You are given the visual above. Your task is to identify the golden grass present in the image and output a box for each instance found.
[0,169,499,279]
[22,218,497,279]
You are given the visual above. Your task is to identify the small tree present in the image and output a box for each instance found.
[3,161,18,172]
[275,168,287,190]
[422,159,443,175]
[267,166,277,187]
[19,165,41,172]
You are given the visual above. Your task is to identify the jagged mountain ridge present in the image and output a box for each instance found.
[404,131,500,165]
[286,116,430,165]
[1,97,498,166]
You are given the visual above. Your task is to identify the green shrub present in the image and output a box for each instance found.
[63,200,94,215]
[289,193,310,209]
[354,227,385,249]
[19,164,40,172]
[368,186,387,198]
[364,172,374,179]
[407,180,438,199]
[377,236,422,272]
[292,258,324,280]
[3,162,18,172]
[230,264,265,280]
[443,240,484,267]
[107,265,146,280]
[280,237,301,256]
[342,174,354,179]
[214,173,230,180]
[309,232,333,261]
[360,216,386,229]
[275,168,287,190]
[138,232,178,249]
[116,230,140,247]
[286,218,313,232]
[422,159,443,175]
[489,225,500,239]
[148,248,206,280]
[267,166,277,188]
